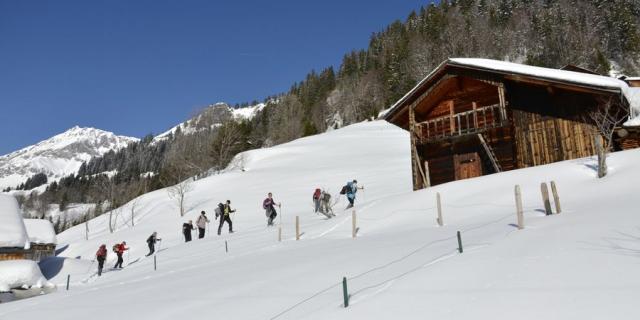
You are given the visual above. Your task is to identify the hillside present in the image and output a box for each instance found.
[0,121,638,319]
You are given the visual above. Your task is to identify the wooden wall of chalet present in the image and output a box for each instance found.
[25,244,56,262]
[0,250,26,261]
[418,125,517,186]
[512,110,598,168]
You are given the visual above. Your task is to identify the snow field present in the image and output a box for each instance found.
[0,121,639,319]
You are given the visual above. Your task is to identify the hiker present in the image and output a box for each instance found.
[196,211,210,239]
[342,179,363,209]
[183,220,195,242]
[113,241,128,269]
[146,232,161,256]
[96,244,107,276]
[312,188,321,213]
[319,190,335,218]
[263,192,281,226]
[218,200,235,235]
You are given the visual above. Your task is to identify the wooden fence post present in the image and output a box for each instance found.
[352,210,357,238]
[550,181,561,214]
[424,161,431,188]
[342,277,349,308]
[295,216,300,240]
[436,192,443,226]
[66,275,70,290]
[225,240,228,253]
[278,225,282,242]
[540,182,552,215]
[515,185,524,229]
[457,231,463,253]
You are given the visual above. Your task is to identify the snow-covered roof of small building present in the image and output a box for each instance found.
[0,194,30,249]
[23,219,57,245]
[384,58,640,127]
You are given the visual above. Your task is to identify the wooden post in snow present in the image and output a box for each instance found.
[352,210,357,238]
[424,161,431,188]
[540,182,552,215]
[436,192,443,226]
[278,225,282,242]
[295,216,300,240]
[550,181,561,214]
[515,185,524,229]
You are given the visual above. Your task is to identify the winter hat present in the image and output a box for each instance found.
[201,211,206,215]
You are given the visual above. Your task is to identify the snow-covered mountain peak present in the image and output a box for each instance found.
[0,127,139,189]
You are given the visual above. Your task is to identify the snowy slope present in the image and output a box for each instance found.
[0,126,138,189]
[1,121,639,319]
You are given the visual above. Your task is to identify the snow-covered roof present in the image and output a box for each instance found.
[0,194,30,249]
[23,219,57,245]
[385,58,640,127]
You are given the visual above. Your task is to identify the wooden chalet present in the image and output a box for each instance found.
[383,58,640,190]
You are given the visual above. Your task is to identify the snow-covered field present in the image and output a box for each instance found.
[1,120,639,319]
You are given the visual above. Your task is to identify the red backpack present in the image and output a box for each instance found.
[313,188,321,199]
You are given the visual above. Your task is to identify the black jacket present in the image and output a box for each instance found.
[182,223,194,234]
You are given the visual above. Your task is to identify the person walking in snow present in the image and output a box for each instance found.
[218,200,235,235]
[96,244,108,276]
[312,188,321,213]
[319,190,335,218]
[183,220,195,242]
[343,179,363,209]
[146,232,161,256]
[113,241,128,269]
[196,211,210,239]
[263,192,280,226]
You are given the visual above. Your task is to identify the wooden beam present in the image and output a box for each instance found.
[449,100,455,134]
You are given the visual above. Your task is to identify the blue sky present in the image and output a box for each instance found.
[0,0,427,154]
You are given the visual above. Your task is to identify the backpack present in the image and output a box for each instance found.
[313,188,321,199]
[215,203,224,218]
[112,244,119,253]
[340,185,349,195]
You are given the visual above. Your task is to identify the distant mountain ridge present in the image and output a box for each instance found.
[0,126,138,189]
[153,102,265,142]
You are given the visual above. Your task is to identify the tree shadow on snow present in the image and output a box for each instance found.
[580,228,640,258]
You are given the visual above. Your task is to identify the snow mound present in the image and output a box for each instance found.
[0,260,51,292]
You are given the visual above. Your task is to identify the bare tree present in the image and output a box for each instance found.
[162,162,194,217]
[130,199,137,227]
[586,97,629,178]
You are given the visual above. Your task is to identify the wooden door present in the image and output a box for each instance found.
[454,152,482,180]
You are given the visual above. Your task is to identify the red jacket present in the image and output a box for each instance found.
[96,246,107,258]
[116,243,128,254]
[313,189,321,200]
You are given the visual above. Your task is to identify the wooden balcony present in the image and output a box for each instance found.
[415,104,508,143]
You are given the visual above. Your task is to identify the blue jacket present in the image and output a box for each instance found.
[346,181,357,200]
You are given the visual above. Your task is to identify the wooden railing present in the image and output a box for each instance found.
[415,104,508,143]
